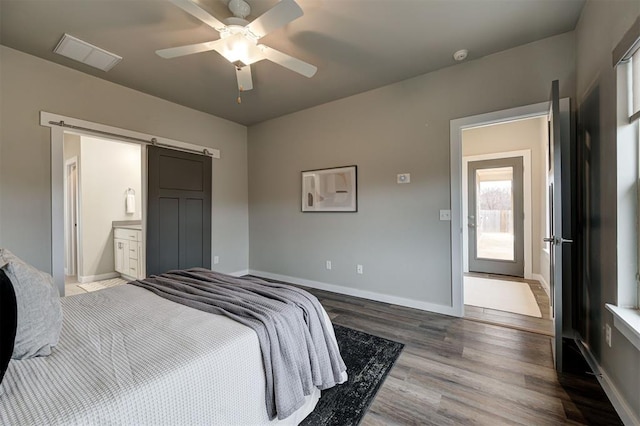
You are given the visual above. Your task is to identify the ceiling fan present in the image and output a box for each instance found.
[157,0,317,96]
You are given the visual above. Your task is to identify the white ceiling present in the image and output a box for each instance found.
[0,0,585,126]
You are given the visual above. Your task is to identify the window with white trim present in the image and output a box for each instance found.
[607,19,640,352]
[634,49,640,308]
[613,17,640,310]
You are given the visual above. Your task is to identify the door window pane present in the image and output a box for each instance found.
[476,166,514,260]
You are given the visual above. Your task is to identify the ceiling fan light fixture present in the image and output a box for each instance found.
[158,0,316,95]
[216,31,262,65]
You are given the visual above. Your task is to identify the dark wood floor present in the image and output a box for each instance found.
[302,286,621,425]
[464,273,554,336]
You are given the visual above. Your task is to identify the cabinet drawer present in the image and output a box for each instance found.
[128,258,139,273]
[114,228,141,241]
[128,244,138,260]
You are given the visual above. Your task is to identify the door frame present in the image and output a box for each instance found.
[462,150,532,278]
[63,156,81,277]
[450,99,569,317]
[41,111,218,295]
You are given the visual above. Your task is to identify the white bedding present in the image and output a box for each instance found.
[0,284,328,425]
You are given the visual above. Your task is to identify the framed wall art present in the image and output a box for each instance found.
[301,165,357,212]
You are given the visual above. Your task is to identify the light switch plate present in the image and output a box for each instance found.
[439,210,451,221]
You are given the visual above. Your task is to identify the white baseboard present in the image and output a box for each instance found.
[249,270,458,317]
[532,273,550,297]
[576,338,640,426]
[228,269,250,277]
[77,271,120,283]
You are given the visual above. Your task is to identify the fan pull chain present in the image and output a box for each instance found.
[237,85,244,104]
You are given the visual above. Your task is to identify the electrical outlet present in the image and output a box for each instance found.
[605,324,612,347]
[326,260,332,270]
[213,256,219,265]
[356,264,363,274]
[439,209,451,221]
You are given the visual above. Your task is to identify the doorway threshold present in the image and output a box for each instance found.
[464,305,554,336]
[464,273,553,336]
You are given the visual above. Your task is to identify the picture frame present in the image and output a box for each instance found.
[301,165,357,212]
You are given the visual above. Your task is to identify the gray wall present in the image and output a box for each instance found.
[248,32,575,309]
[78,136,141,280]
[0,46,249,275]
[63,134,81,163]
[575,0,640,419]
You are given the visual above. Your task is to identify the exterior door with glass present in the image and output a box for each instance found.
[468,157,525,277]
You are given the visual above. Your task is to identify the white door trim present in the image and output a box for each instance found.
[462,150,532,279]
[450,101,552,317]
[64,156,79,276]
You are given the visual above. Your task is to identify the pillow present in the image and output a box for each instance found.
[0,249,63,359]
[0,269,17,388]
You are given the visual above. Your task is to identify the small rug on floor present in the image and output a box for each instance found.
[464,276,542,318]
[78,277,128,292]
[301,324,404,426]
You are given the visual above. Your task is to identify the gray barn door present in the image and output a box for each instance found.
[147,146,211,276]
[468,156,525,277]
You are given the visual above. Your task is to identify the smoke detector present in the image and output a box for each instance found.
[453,49,468,62]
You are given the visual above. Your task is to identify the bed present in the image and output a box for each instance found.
[0,259,347,425]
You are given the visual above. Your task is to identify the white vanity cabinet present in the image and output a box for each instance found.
[114,227,144,280]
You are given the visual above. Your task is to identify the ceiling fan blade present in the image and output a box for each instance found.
[236,65,253,91]
[169,0,226,31]
[259,45,317,78]
[156,39,224,58]
[246,0,303,39]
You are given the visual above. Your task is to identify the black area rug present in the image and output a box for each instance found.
[301,324,404,426]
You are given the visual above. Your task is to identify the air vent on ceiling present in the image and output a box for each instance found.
[53,33,122,72]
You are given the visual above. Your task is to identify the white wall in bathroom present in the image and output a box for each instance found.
[79,136,141,280]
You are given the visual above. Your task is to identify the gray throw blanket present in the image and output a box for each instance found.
[130,268,347,420]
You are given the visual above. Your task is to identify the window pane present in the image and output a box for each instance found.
[475,166,514,261]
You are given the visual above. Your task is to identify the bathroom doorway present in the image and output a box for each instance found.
[63,132,143,295]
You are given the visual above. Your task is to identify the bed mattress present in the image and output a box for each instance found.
[0,284,321,425]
